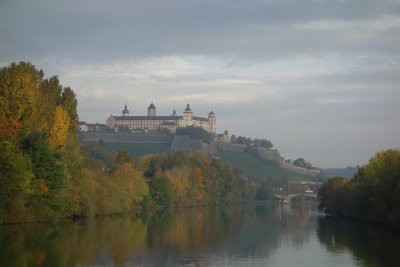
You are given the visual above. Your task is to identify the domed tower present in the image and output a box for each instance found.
[148,103,156,116]
[208,111,216,133]
[183,104,193,124]
[122,104,129,116]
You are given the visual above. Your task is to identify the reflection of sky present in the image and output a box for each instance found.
[125,205,360,266]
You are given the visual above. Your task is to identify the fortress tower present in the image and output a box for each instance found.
[208,111,216,133]
[148,103,156,116]
[122,104,129,116]
[183,104,193,125]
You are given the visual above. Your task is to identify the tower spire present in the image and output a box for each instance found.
[122,103,129,116]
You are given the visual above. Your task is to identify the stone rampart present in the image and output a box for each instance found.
[215,143,247,151]
[255,147,282,165]
[202,143,218,156]
[171,135,203,152]
[78,132,173,143]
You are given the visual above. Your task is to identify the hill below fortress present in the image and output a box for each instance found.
[78,132,321,181]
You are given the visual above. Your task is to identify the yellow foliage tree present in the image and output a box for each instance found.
[0,62,42,130]
[168,166,191,205]
[49,106,70,152]
[193,167,204,201]
[111,163,149,205]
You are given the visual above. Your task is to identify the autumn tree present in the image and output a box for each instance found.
[61,87,78,133]
[318,149,400,227]
[49,106,70,152]
[115,150,134,166]
[0,62,43,130]
[0,117,21,141]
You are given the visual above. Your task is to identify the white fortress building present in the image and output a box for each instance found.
[106,103,216,134]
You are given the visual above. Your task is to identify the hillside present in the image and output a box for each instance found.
[219,150,309,182]
[83,140,316,182]
[322,167,360,178]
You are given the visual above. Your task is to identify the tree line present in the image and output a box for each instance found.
[318,149,400,227]
[0,62,254,223]
[230,135,273,148]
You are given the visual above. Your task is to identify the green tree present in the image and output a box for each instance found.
[361,150,400,224]
[318,176,348,216]
[149,176,174,207]
[230,134,237,143]
[255,186,272,200]
[0,141,34,219]
[258,139,273,148]
[115,150,134,166]
[293,158,313,169]
[20,131,66,212]
[176,126,213,142]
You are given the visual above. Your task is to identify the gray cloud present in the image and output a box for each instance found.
[1,0,399,167]
[1,0,400,63]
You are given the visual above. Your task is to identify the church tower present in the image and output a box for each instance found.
[122,104,129,116]
[148,103,156,116]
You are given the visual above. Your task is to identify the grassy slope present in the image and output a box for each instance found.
[88,142,172,157]
[86,141,305,180]
[219,150,306,181]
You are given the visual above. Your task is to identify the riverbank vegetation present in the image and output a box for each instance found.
[318,149,400,227]
[0,62,255,223]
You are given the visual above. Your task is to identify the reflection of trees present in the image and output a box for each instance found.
[0,217,148,266]
[317,217,400,267]
[0,204,323,266]
[138,206,247,265]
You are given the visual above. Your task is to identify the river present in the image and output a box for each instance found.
[1,203,399,266]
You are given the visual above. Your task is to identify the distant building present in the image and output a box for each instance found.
[79,121,88,132]
[79,121,107,132]
[105,103,216,134]
[216,130,230,143]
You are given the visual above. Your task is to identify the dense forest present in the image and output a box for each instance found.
[318,149,400,227]
[0,62,254,223]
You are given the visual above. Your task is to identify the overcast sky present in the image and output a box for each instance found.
[1,0,399,168]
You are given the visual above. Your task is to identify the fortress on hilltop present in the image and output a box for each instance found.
[105,103,216,134]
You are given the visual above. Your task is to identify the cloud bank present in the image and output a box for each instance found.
[1,0,399,167]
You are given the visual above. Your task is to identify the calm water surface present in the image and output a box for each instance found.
[1,203,399,266]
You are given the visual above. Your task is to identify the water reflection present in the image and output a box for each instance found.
[0,204,399,266]
[317,216,400,267]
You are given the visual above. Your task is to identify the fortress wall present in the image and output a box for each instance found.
[78,132,173,143]
[215,143,282,164]
[215,143,247,151]
[202,143,218,156]
[171,135,203,152]
[281,162,321,177]
[255,147,282,165]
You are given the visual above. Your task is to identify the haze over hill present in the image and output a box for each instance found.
[1,0,399,168]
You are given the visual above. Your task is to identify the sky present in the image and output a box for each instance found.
[1,0,399,168]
